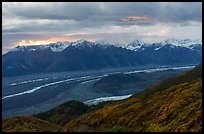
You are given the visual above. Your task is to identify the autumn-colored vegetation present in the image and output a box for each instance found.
[65,64,202,132]
[2,116,64,132]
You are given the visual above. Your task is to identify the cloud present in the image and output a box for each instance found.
[3,2,201,30]
[2,2,202,54]
[120,16,154,22]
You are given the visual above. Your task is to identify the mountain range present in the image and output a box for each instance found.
[2,39,202,77]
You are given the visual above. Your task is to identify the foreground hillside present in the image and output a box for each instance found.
[34,100,89,126]
[34,100,115,126]
[2,116,64,132]
[65,64,202,132]
[2,64,202,132]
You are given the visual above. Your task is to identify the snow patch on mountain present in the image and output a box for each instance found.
[124,39,145,51]
[10,41,72,52]
[154,47,161,51]
[83,94,132,105]
[49,41,71,52]
[71,39,100,48]
[123,38,202,51]
[160,38,202,48]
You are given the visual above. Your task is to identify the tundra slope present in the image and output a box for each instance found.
[2,64,202,132]
[65,64,202,132]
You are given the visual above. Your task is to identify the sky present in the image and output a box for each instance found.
[2,2,202,54]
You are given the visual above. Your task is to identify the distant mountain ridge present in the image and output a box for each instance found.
[9,39,112,53]
[124,38,202,52]
[2,38,202,77]
[8,38,202,53]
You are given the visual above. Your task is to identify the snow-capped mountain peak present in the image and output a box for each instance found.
[130,39,145,45]
[71,39,97,48]
[11,41,72,52]
[49,41,71,52]
[125,39,145,51]
[74,39,88,44]
[95,40,112,46]
[10,40,105,53]
[160,38,202,48]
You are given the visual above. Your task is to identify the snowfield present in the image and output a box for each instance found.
[83,94,132,105]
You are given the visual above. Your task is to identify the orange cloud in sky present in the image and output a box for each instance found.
[18,40,55,46]
[16,35,96,47]
[16,36,77,46]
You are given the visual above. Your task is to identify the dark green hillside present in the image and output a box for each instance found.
[65,65,202,132]
[34,100,117,126]
[94,73,143,92]
[2,116,64,132]
[34,100,89,126]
